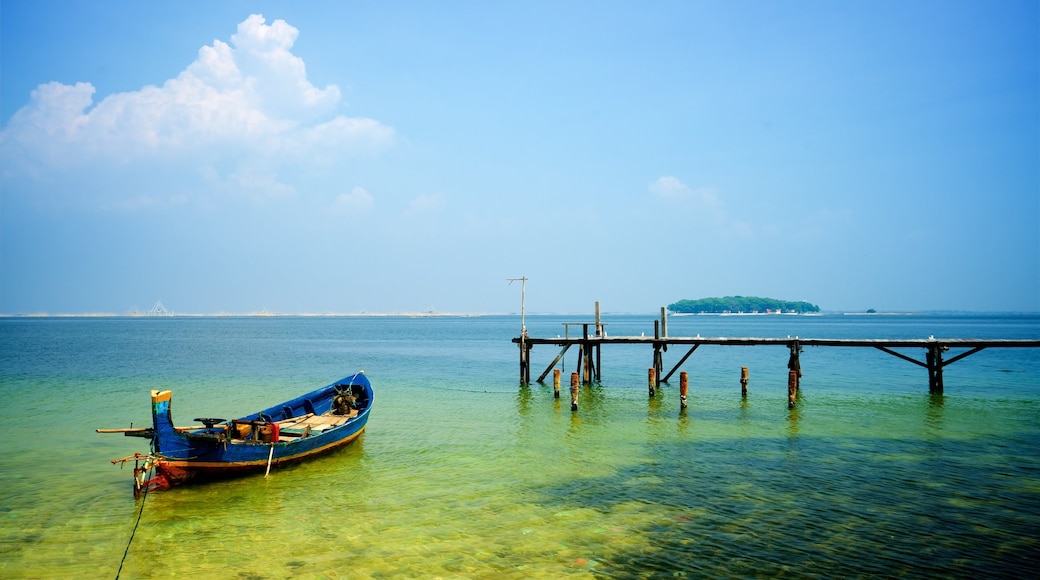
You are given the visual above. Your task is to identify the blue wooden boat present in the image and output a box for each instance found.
[101,372,373,495]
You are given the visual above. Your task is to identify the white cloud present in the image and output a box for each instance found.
[648,175,689,199]
[649,175,757,238]
[405,193,445,217]
[333,187,375,213]
[228,14,340,120]
[230,170,297,201]
[0,14,394,206]
[648,176,723,211]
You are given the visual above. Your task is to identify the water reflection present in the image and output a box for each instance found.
[738,397,751,424]
[578,381,607,412]
[924,391,945,437]
[567,407,582,437]
[677,406,691,433]
[786,403,802,440]
[515,383,532,416]
[647,389,664,420]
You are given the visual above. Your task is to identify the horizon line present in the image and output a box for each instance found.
[2,309,1038,318]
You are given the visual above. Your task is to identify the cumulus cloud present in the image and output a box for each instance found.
[649,175,754,237]
[333,186,375,213]
[227,14,340,121]
[405,193,445,217]
[649,176,723,211]
[0,14,394,206]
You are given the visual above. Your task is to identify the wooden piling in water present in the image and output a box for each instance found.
[570,372,579,411]
[553,368,561,398]
[519,337,529,384]
[680,371,688,408]
[648,367,656,397]
[927,344,946,393]
[595,302,603,381]
[787,370,798,408]
[740,366,749,398]
[580,323,599,384]
[652,320,663,390]
[788,342,802,388]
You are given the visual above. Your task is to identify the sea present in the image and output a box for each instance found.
[0,313,1038,579]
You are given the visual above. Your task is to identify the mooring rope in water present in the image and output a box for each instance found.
[115,470,150,579]
[431,385,518,394]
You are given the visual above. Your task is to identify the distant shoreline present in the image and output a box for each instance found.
[0,311,494,318]
[1,310,1037,318]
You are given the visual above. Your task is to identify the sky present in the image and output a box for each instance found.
[1,1,1037,315]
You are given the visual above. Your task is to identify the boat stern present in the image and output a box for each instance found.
[149,389,193,458]
[150,390,174,435]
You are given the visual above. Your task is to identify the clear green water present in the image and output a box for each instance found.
[1,314,1038,578]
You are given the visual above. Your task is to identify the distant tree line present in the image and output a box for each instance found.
[668,296,820,314]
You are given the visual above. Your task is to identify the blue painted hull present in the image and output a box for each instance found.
[143,372,372,489]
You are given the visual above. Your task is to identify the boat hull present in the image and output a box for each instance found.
[150,428,366,487]
[140,372,372,491]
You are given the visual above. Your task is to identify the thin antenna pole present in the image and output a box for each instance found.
[507,276,528,337]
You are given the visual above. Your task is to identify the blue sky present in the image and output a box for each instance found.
[2,1,1037,314]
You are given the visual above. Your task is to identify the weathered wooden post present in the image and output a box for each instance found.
[927,344,946,393]
[595,301,603,382]
[570,372,580,411]
[525,343,532,384]
[553,368,561,398]
[596,341,602,382]
[740,366,749,397]
[787,341,802,388]
[679,371,688,408]
[511,275,529,384]
[519,336,529,384]
[648,367,656,397]
[787,370,798,408]
[654,347,663,390]
[582,324,592,384]
[926,348,936,391]
[595,301,601,335]
[652,320,663,391]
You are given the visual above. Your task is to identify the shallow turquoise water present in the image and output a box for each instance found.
[1,314,1038,578]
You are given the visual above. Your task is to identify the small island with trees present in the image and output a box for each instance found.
[668,296,820,314]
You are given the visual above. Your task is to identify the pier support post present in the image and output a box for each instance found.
[595,302,603,382]
[648,368,656,397]
[581,324,597,384]
[595,301,601,335]
[553,369,561,398]
[519,337,530,384]
[653,345,662,390]
[680,371,688,408]
[652,320,663,389]
[570,372,580,411]
[596,341,602,382]
[583,351,591,384]
[787,370,798,408]
[740,366,749,398]
[927,345,946,393]
[787,341,802,388]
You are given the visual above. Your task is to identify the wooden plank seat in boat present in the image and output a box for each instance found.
[277,410,358,439]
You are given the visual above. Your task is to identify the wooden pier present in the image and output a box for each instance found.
[512,308,1040,400]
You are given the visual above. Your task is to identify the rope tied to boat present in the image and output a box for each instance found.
[115,456,152,579]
